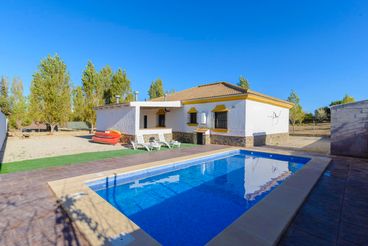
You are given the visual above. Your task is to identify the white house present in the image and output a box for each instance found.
[95,82,293,147]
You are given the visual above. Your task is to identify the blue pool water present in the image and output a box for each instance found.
[89,150,309,245]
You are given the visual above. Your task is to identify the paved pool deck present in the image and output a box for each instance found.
[279,155,368,245]
[0,144,367,245]
[0,145,225,245]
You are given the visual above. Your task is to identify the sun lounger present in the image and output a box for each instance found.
[131,135,152,151]
[149,141,161,151]
[158,133,172,148]
[170,140,181,148]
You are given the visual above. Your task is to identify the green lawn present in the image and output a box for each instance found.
[0,143,197,174]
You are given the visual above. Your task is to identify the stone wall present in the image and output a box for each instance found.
[173,132,194,143]
[210,133,288,147]
[331,100,368,158]
[123,133,173,144]
[210,134,248,147]
[120,134,134,144]
[173,131,288,147]
[141,133,173,142]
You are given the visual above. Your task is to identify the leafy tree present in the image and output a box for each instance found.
[99,65,113,104]
[148,78,164,99]
[155,78,164,98]
[342,94,355,104]
[238,76,250,90]
[315,108,328,123]
[82,61,100,132]
[329,100,342,107]
[303,113,314,124]
[110,68,133,103]
[148,81,157,99]
[0,76,11,115]
[287,90,305,131]
[330,94,355,107]
[72,86,85,121]
[9,78,29,129]
[29,54,71,133]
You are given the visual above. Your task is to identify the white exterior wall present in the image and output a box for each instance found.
[139,108,159,128]
[0,112,7,150]
[95,99,289,138]
[95,106,137,135]
[245,100,289,137]
[166,100,247,137]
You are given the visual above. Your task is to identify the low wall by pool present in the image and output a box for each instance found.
[331,100,368,158]
[0,112,7,151]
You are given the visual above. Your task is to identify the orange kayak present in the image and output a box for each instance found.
[92,136,120,145]
[92,130,122,145]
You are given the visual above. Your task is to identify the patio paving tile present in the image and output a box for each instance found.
[341,200,368,227]
[2,145,368,246]
[292,210,340,243]
[279,156,368,245]
[338,221,368,245]
[278,227,331,246]
[0,144,227,246]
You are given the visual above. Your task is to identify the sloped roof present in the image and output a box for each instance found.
[150,82,293,109]
[151,82,246,101]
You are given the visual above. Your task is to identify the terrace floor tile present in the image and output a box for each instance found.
[279,157,368,245]
[0,144,227,246]
[338,221,368,245]
[2,145,368,246]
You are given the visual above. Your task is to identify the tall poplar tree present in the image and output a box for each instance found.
[9,78,28,129]
[99,65,113,104]
[72,86,85,121]
[148,78,164,99]
[110,68,133,103]
[81,61,100,132]
[287,90,305,132]
[0,76,11,115]
[29,54,71,132]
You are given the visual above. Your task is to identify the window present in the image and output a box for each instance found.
[158,114,165,127]
[215,112,227,129]
[189,112,197,124]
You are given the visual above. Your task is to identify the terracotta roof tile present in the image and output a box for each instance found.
[151,82,246,101]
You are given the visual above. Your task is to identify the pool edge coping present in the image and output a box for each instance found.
[47,147,331,246]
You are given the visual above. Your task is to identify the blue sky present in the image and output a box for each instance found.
[0,0,367,112]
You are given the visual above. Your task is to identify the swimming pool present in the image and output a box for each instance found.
[88,150,310,245]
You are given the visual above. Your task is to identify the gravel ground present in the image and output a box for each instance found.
[3,134,125,162]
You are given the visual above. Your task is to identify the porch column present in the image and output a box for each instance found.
[134,105,140,140]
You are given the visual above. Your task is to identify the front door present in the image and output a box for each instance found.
[197,132,203,145]
[144,115,148,129]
